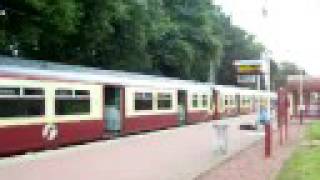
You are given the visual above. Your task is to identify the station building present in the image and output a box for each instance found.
[287,75,320,119]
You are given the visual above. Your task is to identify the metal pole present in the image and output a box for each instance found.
[267,58,271,128]
[265,122,271,157]
[265,53,272,158]
[285,92,289,140]
[209,60,215,84]
[299,70,304,125]
[261,0,271,158]
[256,75,261,127]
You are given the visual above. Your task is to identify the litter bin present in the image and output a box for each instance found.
[212,124,229,154]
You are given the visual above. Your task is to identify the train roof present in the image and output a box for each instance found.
[0,56,211,91]
[0,56,278,96]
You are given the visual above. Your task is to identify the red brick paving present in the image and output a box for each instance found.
[197,123,305,180]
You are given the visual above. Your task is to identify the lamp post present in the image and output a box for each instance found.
[261,0,272,158]
[263,50,272,158]
[264,51,272,126]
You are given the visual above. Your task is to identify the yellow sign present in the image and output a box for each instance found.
[237,65,261,74]
[233,60,265,75]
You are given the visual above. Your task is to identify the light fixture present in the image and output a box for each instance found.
[0,9,5,16]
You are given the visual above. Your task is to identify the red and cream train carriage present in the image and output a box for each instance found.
[0,56,270,156]
[238,89,256,115]
[213,86,258,118]
[0,58,215,155]
[0,77,104,155]
[214,86,240,117]
[185,85,214,124]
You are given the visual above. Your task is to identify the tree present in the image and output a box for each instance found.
[217,24,264,85]
[1,0,268,83]
[273,61,304,89]
[155,0,223,81]
[2,0,81,59]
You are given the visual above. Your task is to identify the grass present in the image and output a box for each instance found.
[277,147,320,180]
[277,122,320,180]
[306,122,320,140]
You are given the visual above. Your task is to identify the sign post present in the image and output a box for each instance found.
[234,59,272,158]
[234,60,264,126]
[265,54,272,158]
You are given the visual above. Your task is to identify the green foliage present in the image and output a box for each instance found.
[2,0,267,82]
[273,61,304,90]
[2,0,81,59]
[218,25,264,85]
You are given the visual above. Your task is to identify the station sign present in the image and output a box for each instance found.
[237,75,256,84]
[234,60,265,84]
[234,60,265,75]
[237,65,262,75]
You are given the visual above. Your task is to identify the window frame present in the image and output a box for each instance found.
[0,87,21,98]
[55,89,73,98]
[75,90,90,97]
[229,95,234,106]
[0,86,45,118]
[134,92,153,111]
[202,94,208,108]
[157,92,172,110]
[192,94,198,108]
[55,88,91,116]
[22,87,45,98]
[224,95,228,106]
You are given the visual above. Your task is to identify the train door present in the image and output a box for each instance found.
[104,86,121,134]
[236,94,241,115]
[178,90,187,126]
[213,90,220,120]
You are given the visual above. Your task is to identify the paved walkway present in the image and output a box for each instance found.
[197,122,305,180]
[0,115,264,180]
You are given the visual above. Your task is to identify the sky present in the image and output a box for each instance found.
[214,0,320,75]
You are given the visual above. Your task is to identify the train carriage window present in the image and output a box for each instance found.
[202,95,208,107]
[134,92,153,111]
[230,96,234,105]
[157,92,172,110]
[225,95,228,106]
[55,89,73,96]
[23,88,44,96]
[246,97,250,105]
[0,88,20,96]
[0,87,45,117]
[192,94,198,108]
[55,89,90,115]
[242,97,246,106]
[75,90,90,96]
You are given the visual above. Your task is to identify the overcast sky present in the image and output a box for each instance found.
[214,0,320,75]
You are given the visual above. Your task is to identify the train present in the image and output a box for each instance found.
[0,56,276,156]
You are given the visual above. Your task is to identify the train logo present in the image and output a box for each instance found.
[42,124,58,141]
